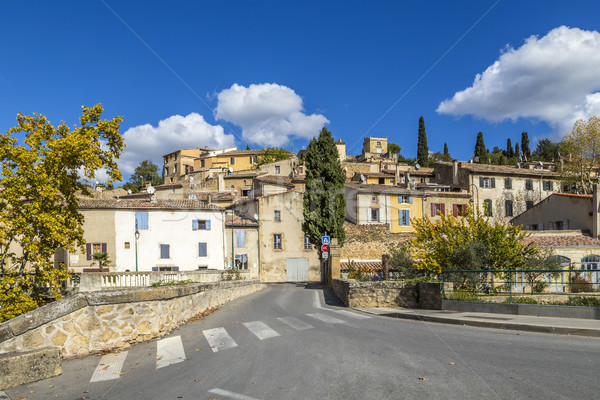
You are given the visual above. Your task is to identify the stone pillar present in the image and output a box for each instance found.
[382,254,390,281]
[328,238,341,286]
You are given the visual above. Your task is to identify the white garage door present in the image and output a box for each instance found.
[286,258,309,282]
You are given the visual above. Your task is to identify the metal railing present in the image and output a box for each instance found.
[441,269,600,305]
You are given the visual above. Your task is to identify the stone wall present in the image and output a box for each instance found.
[332,279,441,309]
[342,222,411,260]
[0,280,261,358]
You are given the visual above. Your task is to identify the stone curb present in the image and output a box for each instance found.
[0,347,62,391]
[357,309,600,338]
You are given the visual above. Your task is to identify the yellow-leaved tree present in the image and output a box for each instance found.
[560,116,600,194]
[0,104,124,321]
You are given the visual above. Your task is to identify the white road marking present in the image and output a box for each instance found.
[313,291,323,309]
[90,351,128,382]
[243,321,280,340]
[307,312,346,324]
[208,388,261,400]
[330,309,372,319]
[204,327,238,352]
[156,335,186,369]
[277,316,314,331]
[0,391,10,400]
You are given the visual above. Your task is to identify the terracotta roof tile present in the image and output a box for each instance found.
[523,234,600,247]
[78,198,222,210]
[340,261,383,271]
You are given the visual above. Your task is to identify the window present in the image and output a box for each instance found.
[376,141,381,148]
[274,210,281,222]
[505,200,513,217]
[504,178,512,189]
[304,235,312,250]
[273,234,282,250]
[371,195,377,204]
[431,203,445,216]
[242,189,251,197]
[371,208,379,222]
[399,195,412,204]
[379,177,385,185]
[135,212,149,230]
[479,177,495,188]
[236,229,245,248]
[275,166,281,174]
[230,157,236,165]
[298,167,303,174]
[160,244,170,259]
[124,242,130,249]
[198,242,207,257]
[483,199,493,216]
[250,155,257,164]
[192,219,211,230]
[543,180,554,191]
[525,179,533,190]
[453,204,467,217]
[526,201,534,210]
[165,166,169,175]
[399,209,410,226]
[86,242,107,260]
[200,160,205,168]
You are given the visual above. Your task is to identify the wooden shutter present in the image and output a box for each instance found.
[491,177,496,188]
[431,203,436,216]
[86,243,92,260]
[160,244,170,259]
[405,210,410,226]
[206,220,211,230]
[198,242,207,257]
[453,204,458,217]
[479,177,484,187]
[236,229,245,248]
[101,243,107,253]
[440,203,446,215]
[409,196,413,204]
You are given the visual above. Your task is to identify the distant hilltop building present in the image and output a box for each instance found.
[358,136,397,162]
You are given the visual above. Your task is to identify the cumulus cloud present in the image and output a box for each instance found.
[215,83,329,146]
[437,26,600,134]
[119,113,235,174]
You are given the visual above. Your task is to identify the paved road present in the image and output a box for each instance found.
[5,283,600,400]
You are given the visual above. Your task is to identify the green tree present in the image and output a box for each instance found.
[533,138,560,162]
[442,143,452,162]
[474,132,487,163]
[521,249,561,294]
[303,127,346,250]
[416,116,429,167]
[0,104,124,321]
[245,144,251,150]
[124,160,162,193]
[521,131,531,161]
[506,138,514,159]
[387,142,401,158]
[514,142,520,160]
[409,207,536,275]
[91,252,111,270]
[560,116,600,193]
[256,147,291,166]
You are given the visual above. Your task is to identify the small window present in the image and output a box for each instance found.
[304,235,311,250]
[250,155,257,164]
[543,180,554,191]
[198,242,207,257]
[274,234,282,250]
[399,195,412,204]
[165,167,169,175]
[504,178,512,189]
[525,179,533,190]
[230,157,236,165]
[453,204,467,217]
[92,243,102,254]
[242,189,251,197]
[192,219,211,230]
[124,242,130,249]
[526,201,534,210]
[376,141,381,148]
[505,200,513,217]
[431,203,445,216]
[371,208,379,222]
[160,244,170,259]
[479,177,495,188]
[274,210,281,222]
[483,199,493,216]
[371,196,377,204]
[275,166,281,174]
[399,209,410,226]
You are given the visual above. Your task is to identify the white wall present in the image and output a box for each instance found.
[114,209,225,272]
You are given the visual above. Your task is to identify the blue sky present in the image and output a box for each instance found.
[2,1,600,183]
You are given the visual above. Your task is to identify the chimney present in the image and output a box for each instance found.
[207,194,212,205]
[594,184,600,238]
[379,160,383,173]
[452,160,459,185]
[395,164,400,186]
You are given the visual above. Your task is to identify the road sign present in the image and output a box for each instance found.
[322,252,329,260]
[321,244,329,253]
[321,236,330,245]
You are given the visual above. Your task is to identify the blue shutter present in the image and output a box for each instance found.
[192,219,198,230]
[491,177,496,188]
[136,212,149,230]
[206,220,211,230]
[409,196,413,204]
[160,244,170,259]
[198,242,207,257]
[479,177,484,187]
[398,196,402,203]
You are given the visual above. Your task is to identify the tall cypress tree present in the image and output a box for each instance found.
[303,127,346,250]
[521,131,531,161]
[416,116,429,167]
[474,132,486,162]
[515,142,520,160]
[442,143,452,162]
[506,138,514,158]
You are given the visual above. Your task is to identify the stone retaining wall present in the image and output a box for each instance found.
[0,280,261,358]
[332,279,441,309]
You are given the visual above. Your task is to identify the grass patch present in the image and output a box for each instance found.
[150,279,198,287]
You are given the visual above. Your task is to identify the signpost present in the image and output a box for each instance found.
[321,236,330,245]
[321,243,329,259]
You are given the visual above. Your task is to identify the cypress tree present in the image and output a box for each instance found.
[442,143,452,162]
[521,131,531,161]
[303,127,346,250]
[474,132,486,162]
[506,138,514,158]
[416,116,429,167]
[515,142,520,160]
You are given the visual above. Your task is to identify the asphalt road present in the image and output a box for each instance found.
[5,283,600,400]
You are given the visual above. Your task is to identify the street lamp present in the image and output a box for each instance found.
[135,227,140,272]
[470,183,479,211]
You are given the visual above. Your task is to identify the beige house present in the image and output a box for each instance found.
[224,212,260,279]
[433,161,561,224]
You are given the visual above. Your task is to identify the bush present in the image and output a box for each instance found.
[510,296,538,304]
[565,296,600,307]
[389,244,427,280]
[151,279,198,287]
[532,281,547,294]
[569,275,594,293]
[444,291,482,302]
[347,261,370,282]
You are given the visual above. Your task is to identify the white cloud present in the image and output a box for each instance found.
[119,113,235,174]
[437,26,600,135]
[215,83,329,146]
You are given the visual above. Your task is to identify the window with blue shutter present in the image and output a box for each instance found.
[192,219,198,230]
[135,212,149,230]
[206,220,211,230]
[160,244,170,259]
[399,209,410,226]
[198,242,207,257]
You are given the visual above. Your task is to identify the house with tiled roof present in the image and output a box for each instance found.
[58,199,225,273]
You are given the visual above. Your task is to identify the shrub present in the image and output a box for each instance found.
[532,281,547,294]
[565,296,600,307]
[445,291,482,302]
[347,261,370,282]
[569,275,593,293]
[510,296,538,304]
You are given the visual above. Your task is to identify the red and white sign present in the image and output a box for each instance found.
[321,244,329,253]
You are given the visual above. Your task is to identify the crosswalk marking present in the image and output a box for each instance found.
[208,388,261,400]
[330,309,372,319]
[156,336,186,369]
[204,327,238,352]
[277,316,314,331]
[306,312,346,324]
[243,321,280,340]
[314,291,323,309]
[90,351,128,382]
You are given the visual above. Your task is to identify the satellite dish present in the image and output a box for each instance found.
[415,164,421,170]
[127,189,132,194]
[344,167,348,172]
[359,174,366,182]
[228,167,234,173]
[147,186,155,194]
[253,213,258,220]
[188,194,197,200]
